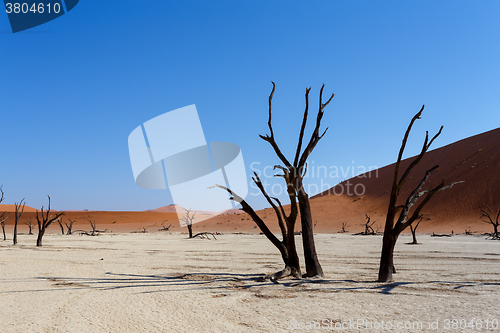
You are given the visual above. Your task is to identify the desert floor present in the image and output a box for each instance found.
[1,232,499,332]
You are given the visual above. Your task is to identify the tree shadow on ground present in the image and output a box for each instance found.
[2,272,494,296]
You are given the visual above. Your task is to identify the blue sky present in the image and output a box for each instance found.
[1,1,499,211]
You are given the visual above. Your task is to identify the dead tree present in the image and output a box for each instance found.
[192,232,217,240]
[36,196,64,246]
[24,219,35,235]
[158,221,172,231]
[353,215,377,235]
[13,199,26,245]
[408,215,425,244]
[363,214,376,235]
[261,82,333,278]
[378,106,462,282]
[80,218,106,236]
[480,207,500,239]
[212,83,333,279]
[63,218,77,235]
[180,209,196,238]
[340,221,349,233]
[0,186,7,241]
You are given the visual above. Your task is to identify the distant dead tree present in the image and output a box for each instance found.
[340,221,349,233]
[36,196,64,246]
[213,82,334,279]
[378,107,462,282]
[362,215,376,235]
[79,218,106,236]
[13,199,26,245]
[0,186,7,241]
[192,232,217,240]
[480,206,500,239]
[408,215,425,245]
[63,218,77,235]
[353,215,379,235]
[180,209,196,238]
[24,218,35,235]
[158,221,172,231]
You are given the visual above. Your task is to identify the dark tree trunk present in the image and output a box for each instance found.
[58,221,65,235]
[494,224,499,238]
[2,224,5,241]
[379,232,397,282]
[411,228,418,244]
[36,230,45,246]
[285,221,301,277]
[13,221,18,245]
[187,224,193,238]
[298,194,324,277]
[410,225,418,244]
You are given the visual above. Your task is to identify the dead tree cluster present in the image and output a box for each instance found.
[213,82,333,280]
[480,207,500,239]
[0,188,65,246]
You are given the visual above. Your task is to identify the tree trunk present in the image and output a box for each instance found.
[2,224,5,241]
[187,224,193,238]
[494,224,499,238]
[13,221,18,245]
[58,222,65,235]
[285,222,301,278]
[410,225,418,244]
[298,194,324,277]
[378,232,397,282]
[36,230,45,247]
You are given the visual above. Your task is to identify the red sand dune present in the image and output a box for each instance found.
[311,126,500,233]
[197,127,500,234]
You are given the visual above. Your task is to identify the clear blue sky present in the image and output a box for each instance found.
[1,1,499,211]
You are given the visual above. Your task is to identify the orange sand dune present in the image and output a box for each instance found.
[0,204,38,213]
[197,127,500,235]
[0,211,182,235]
[312,126,500,233]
